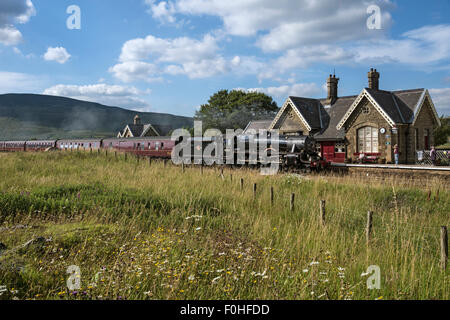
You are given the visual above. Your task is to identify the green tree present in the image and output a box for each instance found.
[194,90,279,132]
[435,116,450,147]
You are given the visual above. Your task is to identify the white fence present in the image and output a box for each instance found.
[416,150,450,166]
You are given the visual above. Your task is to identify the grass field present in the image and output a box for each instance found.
[0,151,448,300]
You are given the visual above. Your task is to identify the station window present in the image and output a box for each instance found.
[358,127,378,153]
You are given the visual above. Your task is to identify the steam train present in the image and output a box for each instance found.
[0,133,330,171]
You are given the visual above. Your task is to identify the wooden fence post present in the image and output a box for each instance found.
[441,226,448,270]
[114,151,117,159]
[320,200,326,226]
[290,193,295,212]
[427,190,431,201]
[253,183,257,199]
[270,187,274,206]
[200,164,204,175]
[240,178,244,191]
[230,174,233,182]
[164,159,167,168]
[366,211,373,244]
[182,162,185,173]
[125,153,128,161]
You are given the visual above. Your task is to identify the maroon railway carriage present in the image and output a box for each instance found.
[0,141,4,152]
[102,137,175,159]
[25,140,57,152]
[3,141,26,152]
[56,139,102,151]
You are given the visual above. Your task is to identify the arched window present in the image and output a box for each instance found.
[357,126,379,153]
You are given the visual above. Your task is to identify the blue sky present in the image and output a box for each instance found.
[1,0,450,116]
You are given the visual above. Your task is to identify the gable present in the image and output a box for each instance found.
[343,96,392,130]
[270,99,312,132]
[412,91,441,127]
[413,95,440,127]
[122,126,134,138]
[337,89,396,130]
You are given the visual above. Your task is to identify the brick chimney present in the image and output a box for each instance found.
[368,68,380,91]
[326,74,339,105]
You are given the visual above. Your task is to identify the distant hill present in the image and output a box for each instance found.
[0,94,193,140]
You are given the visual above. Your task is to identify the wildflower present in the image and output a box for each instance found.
[188,275,195,281]
[375,296,383,300]
[212,276,221,284]
[309,261,319,266]
[302,269,309,273]
[195,227,202,231]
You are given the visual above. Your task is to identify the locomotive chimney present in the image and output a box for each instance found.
[134,114,141,125]
[368,68,380,91]
[326,74,339,105]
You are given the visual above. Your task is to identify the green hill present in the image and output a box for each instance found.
[0,94,193,140]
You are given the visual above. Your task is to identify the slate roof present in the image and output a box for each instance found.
[244,120,273,133]
[289,97,323,130]
[315,96,358,141]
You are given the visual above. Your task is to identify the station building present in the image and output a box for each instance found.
[250,69,441,164]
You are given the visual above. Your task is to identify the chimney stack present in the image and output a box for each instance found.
[368,68,380,91]
[326,74,339,105]
[134,115,141,125]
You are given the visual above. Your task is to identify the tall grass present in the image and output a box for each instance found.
[0,151,448,300]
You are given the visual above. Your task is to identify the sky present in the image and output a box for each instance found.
[1,0,450,117]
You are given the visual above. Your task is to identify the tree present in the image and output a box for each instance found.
[194,90,279,132]
[435,115,450,147]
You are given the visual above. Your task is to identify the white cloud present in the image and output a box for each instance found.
[119,34,218,63]
[13,46,34,58]
[241,82,321,98]
[354,24,450,66]
[0,0,35,46]
[109,61,161,83]
[43,47,71,64]
[112,33,232,80]
[43,84,152,111]
[0,26,22,46]
[147,0,393,50]
[429,88,450,116]
[0,71,42,93]
[145,0,177,23]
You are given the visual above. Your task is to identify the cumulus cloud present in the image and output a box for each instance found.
[429,88,450,116]
[111,33,233,80]
[354,24,450,66]
[43,47,71,64]
[0,0,35,45]
[43,84,152,111]
[146,0,393,50]
[145,0,177,23]
[240,83,321,99]
[109,61,161,83]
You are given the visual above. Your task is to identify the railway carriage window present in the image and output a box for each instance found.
[358,126,378,153]
[161,142,164,149]
[148,143,151,150]
[155,142,160,150]
[141,143,145,151]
